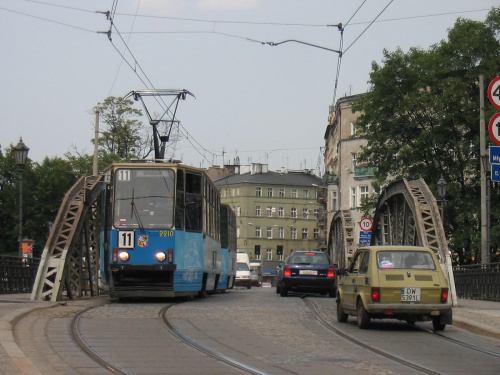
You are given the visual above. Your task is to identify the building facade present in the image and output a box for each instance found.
[323,94,376,266]
[212,163,326,267]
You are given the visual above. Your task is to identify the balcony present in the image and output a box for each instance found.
[323,172,339,185]
[354,165,376,178]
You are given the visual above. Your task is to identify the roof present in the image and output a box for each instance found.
[213,170,322,187]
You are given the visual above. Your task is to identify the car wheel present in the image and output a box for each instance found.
[276,283,281,294]
[357,299,371,329]
[328,288,336,298]
[247,284,251,289]
[336,300,348,323]
[432,317,446,331]
[280,286,288,297]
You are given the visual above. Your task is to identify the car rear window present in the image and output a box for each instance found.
[376,250,436,270]
[289,252,330,265]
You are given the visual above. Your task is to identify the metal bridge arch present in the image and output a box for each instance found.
[31,175,105,301]
[328,178,457,305]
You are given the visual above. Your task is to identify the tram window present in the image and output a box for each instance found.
[185,173,202,232]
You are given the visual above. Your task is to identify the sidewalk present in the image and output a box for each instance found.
[0,294,498,374]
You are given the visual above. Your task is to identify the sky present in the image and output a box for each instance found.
[1,0,498,175]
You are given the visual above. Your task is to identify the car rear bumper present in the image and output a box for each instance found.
[366,303,453,323]
[282,277,335,291]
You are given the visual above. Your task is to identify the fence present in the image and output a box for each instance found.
[0,255,40,294]
[453,263,500,301]
[2,255,499,301]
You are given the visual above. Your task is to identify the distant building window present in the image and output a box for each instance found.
[291,207,297,218]
[351,152,357,170]
[314,228,319,239]
[291,227,297,239]
[303,189,309,198]
[256,226,261,237]
[267,227,273,238]
[256,187,262,196]
[314,209,319,219]
[255,206,261,216]
[222,189,227,198]
[360,185,369,203]
[302,208,309,219]
[236,206,241,216]
[332,191,338,211]
[278,227,284,239]
[267,207,273,217]
[279,188,285,197]
[291,189,298,198]
[268,187,273,197]
[302,228,308,239]
[266,248,272,260]
[278,207,284,217]
[350,121,356,136]
[237,227,240,238]
[350,187,357,208]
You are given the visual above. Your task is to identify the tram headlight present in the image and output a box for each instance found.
[155,251,167,262]
[118,251,130,262]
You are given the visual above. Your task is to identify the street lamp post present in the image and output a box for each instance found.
[13,138,30,260]
[437,175,447,220]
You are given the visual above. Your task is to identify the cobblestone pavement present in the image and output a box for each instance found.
[0,292,499,374]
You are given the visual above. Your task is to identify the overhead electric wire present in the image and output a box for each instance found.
[343,0,394,56]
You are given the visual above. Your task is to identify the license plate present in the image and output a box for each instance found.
[299,270,318,275]
[401,287,421,302]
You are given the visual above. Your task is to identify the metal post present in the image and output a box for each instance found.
[93,110,99,176]
[480,75,488,264]
[18,167,23,258]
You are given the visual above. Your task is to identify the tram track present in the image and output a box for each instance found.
[70,306,130,375]
[303,297,500,375]
[159,305,267,375]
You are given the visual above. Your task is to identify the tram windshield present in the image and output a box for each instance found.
[113,168,175,229]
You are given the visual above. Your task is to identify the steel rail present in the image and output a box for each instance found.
[303,298,445,375]
[159,305,268,375]
[70,305,131,375]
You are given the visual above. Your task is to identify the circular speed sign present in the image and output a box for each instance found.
[359,217,374,232]
[488,77,500,110]
[489,113,500,145]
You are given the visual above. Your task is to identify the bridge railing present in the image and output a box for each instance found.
[0,255,40,294]
[452,263,500,301]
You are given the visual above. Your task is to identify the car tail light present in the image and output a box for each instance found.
[327,266,335,278]
[384,310,394,315]
[371,287,381,302]
[441,287,449,302]
[283,265,291,277]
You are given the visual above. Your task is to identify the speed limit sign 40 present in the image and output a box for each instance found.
[488,77,500,110]
[359,218,374,232]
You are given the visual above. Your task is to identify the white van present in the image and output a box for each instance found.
[235,252,251,289]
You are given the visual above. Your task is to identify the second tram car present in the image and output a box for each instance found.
[100,162,236,299]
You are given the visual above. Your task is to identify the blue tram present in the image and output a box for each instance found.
[100,162,236,299]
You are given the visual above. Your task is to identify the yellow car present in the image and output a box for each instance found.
[336,246,452,331]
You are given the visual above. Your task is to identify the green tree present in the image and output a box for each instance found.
[353,8,500,263]
[94,96,145,159]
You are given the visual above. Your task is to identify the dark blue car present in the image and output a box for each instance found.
[276,251,336,297]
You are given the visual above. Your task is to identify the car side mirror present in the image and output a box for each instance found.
[336,268,347,276]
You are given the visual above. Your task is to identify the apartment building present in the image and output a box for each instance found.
[323,94,376,265]
[212,163,326,266]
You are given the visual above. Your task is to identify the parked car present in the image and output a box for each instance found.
[276,251,336,297]
[336,245,452,331]
[235,252,252,289]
